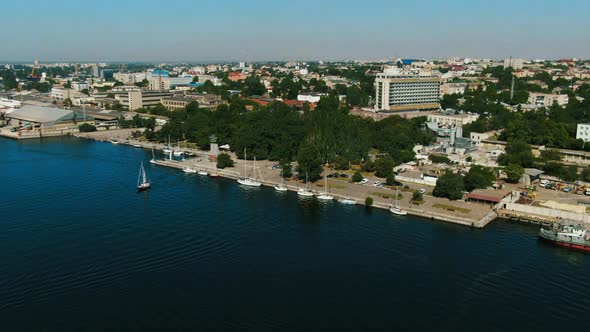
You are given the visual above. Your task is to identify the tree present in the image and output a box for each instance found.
[63,98,73,107]
[505,164,524,183]
[281,162,293,178]
[374,155,395,178]
[464,165,496,192]
[365,196,373,206]
[412,190,424,202]
[539,149,562,162]
[433,171,465,200]
[192,76,199,82]
[352,171,363,183]
[78,123,97,132]
[216,153,235,169]
[498,141,534,167]
[296,140,323,182]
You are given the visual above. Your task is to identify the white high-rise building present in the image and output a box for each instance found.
[374,67,441,112]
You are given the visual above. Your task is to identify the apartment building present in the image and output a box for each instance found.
[528,93,569,107]
[114,89,172,111]
[374,67,441,111]
[576,124,590,143]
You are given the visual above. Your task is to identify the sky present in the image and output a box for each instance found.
[1,0,589,62]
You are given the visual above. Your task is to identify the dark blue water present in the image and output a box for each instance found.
[1,137,589,331]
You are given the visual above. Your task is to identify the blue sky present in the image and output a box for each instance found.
[1,0,588,62]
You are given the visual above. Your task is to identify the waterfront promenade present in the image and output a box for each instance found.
[75,129,497,228]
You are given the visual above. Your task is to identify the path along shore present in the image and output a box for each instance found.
[75,129,498,228]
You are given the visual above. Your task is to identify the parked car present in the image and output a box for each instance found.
[373,181,382,187]
[359,178,369,185]
[389,180,403,187]
[339,174,349,178]
[419,188,426,194]
[271,164,281,170]
[563,186,573,193]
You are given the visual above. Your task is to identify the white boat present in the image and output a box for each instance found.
[110,139,119,145]
[297,188,314,197]
[237,148,262,187]
[339,198,357,205]
[198,170,208,176]
[389,188,407,215]
[183,167,197,174]
[173,140,184,156]
[389,206,407,216]
[316,172,333,200]
[275,169,288,191]
[297,173,314,197]
[133,144,142,148]
[209,172,220,178]
[149,147,157,164]
[137,161,151,191]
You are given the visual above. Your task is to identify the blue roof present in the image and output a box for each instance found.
[151,69,169,77]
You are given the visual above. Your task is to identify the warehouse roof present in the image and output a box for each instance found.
[7,105,92,123]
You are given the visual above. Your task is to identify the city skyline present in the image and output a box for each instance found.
[1,0,589,62]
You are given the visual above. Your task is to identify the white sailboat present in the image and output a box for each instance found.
[274,168,288,192]
[162,135,173,154]
[137,161,151,191]
[173,140,183,157]
[316,173,333,200]
[149,147,157,164]
[183,166,197,173]
[297,173,314,197]
[339,196,357,205]
[389,188,407,216]
[237,148,262,187]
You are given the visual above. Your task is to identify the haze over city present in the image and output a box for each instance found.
[2,1,590,331]
[1,0,589,62]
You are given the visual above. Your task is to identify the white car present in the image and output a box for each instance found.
[359,178,369,185]
[373,181,382,187]
[419,188,426,194]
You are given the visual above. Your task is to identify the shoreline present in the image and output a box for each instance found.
[73,130,498,228]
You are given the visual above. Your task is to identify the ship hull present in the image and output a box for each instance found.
[538,234,590,252]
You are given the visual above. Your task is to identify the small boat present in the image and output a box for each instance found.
[137,161,151,191]
[339,198,357,205]
[297,188,314,197]
[173,140,184,156]
[275,169,288,191]
[316,172,333,200]
[389,206,407,216]
[162,135,173,154]
[539,224,590,252]
[149,147,157,164]
[297,173,314,197]
[183,167,197,174]
[198,170,209,176]
[110,139,119,145]
[237,148,262,187]
[133,144,142,148]
[209,172,220,178]
[389,188,407,215]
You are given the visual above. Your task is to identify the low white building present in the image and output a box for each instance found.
[297,93,325,103]
[427,112,479,127]
[71,81,90,92]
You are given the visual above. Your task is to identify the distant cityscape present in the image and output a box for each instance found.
[2,56,590,229]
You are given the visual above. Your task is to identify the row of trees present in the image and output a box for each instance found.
[150,94,433,182]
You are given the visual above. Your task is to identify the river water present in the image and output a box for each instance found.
[1,137,589,331]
